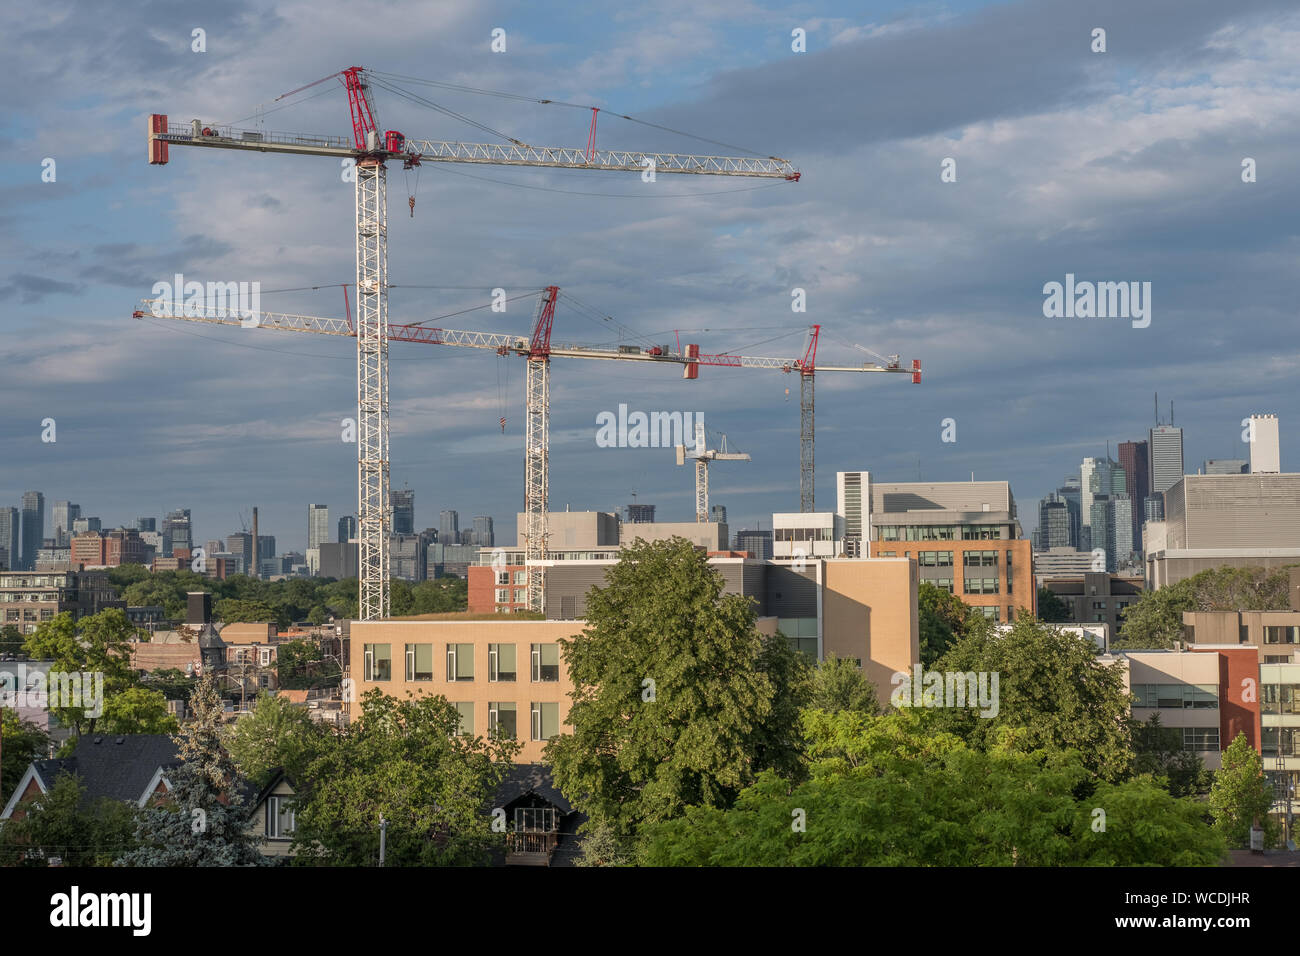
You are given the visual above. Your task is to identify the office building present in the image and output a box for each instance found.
[774,512,844,559]
[1042,571,1144,636]
[869,480,1034,622]
[1149,425,1185,496]
[72,517,101,535]
[20,492,44,571]
[318,541,358,580]
[307,504,330,552]
[338,515,356,543]
[0,569,122,634]
[1079,458,1109,549]
[1118,441,1149,550]
[440,510,459,543]
[0,508,18,573]
[1250,414,1281,474]
[1204,459,1248,476]
[162,509,192,558]
[1145,473,1300,587]
[836,471,870,558]
[734,529,773,560]
[51,501,80,548]
[1033,546,1100,585]
[392,489,415,535]
[472,515,495,548]
[709,505,727,526]
[69,528,150,568]
[137,517,156,533]
[625,504,655,524]
[1036,494,1073,551]
[391,531,433,582]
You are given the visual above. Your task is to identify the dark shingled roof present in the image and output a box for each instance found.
[494,763,573,814]
[36,734,180,807]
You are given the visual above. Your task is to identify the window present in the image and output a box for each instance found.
[513,588,527,603]
[933,578,953,593]
[531,701,559,740]
[515,807,557,833]
[1131,683,1218,709]
[1092,601,1107,610]
[531,643,560,682]
[964,550,998,568]
[495,588,509,603]
[405,643,433,681]
[452,701,474,736]
[961,527,1003,540]
[446,643,474,681]
[266,796,295,839]
[973,606,1000,621]
[1262,684,1300,715]
[489,643,516,682]
[1265,626,1300,645]
[918,551,954,568]
[259,647,272,667]
[1240,624,1250,644]
[496,571,509,585]
[963,577,999,595]
[1183,727,1219,752]
[363,643,391,682]
[514,570,527,585]
[1264,655,1292,664]
[1263,727,1299,757]
[877,550,896,557]
[489,701,517,739]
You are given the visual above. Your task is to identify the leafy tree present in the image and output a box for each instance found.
[100,686,180,735]
[1036,586,1072,623]
[1116,566,1293,649]
[808,654,877,715]
[226,692,328,787]
[918,582,972,666]
[106,563,152,591]
[1132,714,1209,797]
[1,709,50,805]
[0,623,23,657]
[547,538,807,844]
[307,605,327,626]
[290,690,519,866]
[574,821,634,867]
[117,675,267,866]
[142,667,197,702]
[640,711,1225,866]
[0,774,139,866]
[215,599,283,628]
[1209,732,1278,849]
[23,609,141,736]
[930,616,1136,782]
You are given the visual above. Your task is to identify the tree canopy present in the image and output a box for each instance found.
[1116,565,1294,649]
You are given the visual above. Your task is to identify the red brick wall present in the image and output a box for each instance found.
[467,565,496,614]
[1192,646,1261,752]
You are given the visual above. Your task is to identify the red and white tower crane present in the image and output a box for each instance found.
[146,67,800,619]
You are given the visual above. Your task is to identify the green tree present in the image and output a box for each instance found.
[640,711,1225,866]
[918,582,971,667]
[100,686,180,735]
[930,616,1136,782]
[1,709,51,806]
[547,538,807,844]
[1115,566,1293,649]
[574,820,634,867]
[23,609,141,736]
[106,563,152,591]
[226,692,327,787]
[290,690,519,866]
[0,623,23,656]
[808,654,877,715]
[0,774,139,866]
[1132,714,1209,798]
[1209,732,1278,849]
[117,675,267,866]
[215,599,284,628]
[1036,586,1072,623]
[307,605,327,626]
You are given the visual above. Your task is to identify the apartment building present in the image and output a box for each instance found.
[1042,572,1144,635]
[0,570,122,635]
[1261,662,1300,839]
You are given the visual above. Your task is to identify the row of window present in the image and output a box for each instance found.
[1265,626,1300,645]
[495,571,529,586]
[0,593,60,603]
[1131,683,1218,709]
[495,589,528,604]
[449,700,560,740]
[774,528,836,542]
[363,642,561,683]
[877,526,1009,542]
[1262,684,1300,715]
[1263,728,1300,758]
[3,609,54,621]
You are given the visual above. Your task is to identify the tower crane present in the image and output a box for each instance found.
[694,324,921,511]
[146,66,800,620]
[675,422,750,523]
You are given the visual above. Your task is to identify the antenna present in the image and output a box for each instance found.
[1170,400,1175,426]
[1154,392,1159,426]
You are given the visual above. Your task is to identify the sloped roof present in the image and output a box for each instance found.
[494,763,573,814]
[64,734,182,804]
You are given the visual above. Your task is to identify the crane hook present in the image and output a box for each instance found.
[409,195,416,217]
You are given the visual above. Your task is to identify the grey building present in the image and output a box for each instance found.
[0,508,18,573]
[440,510,459,542]
[162,509,192,557]
[734,529,774,560]
[472,515,495,548]
[1149,425,1185,496]
[137,517,156,533]
[72,517,101,535]
[338,514,356,543]
[21,491,44,571]
[1043,571,1144,637]
[308,504,330,552]
[318,541,358,580]
[427,542,479,579]
[1037,494,1073,551]
[52,501,80,548]
[709,505,727,526]
[392,489,415,536]
[626,504,655,524]
[391,531,432,582]
[1204,459,1248,475]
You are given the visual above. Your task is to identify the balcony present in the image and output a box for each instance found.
[506,828,559,866]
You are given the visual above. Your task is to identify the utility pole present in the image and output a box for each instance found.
[378,814,387,866]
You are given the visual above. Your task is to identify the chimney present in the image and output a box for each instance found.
[186,591,212,626]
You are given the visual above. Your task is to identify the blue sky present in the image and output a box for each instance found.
[2,0,1298,551]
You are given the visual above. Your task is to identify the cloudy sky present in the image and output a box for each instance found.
[2,0,1297,551]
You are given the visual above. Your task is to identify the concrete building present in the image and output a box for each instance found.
[392,489,415,535]
[51,501,80,548]
[773,512,842,560]
[20,491,44,571]
[318,541,358,580]
[1204,459,1248,476]
[1033,547,1098,584]
[1261,662,1300,836]
[1042,572,1143,636]
[473,515,495,548]
[307,504,329,553]
[836,471,870,558]
[162,508,191,558]
[0,570,122,635]
[72,517,101,535]
[1058,476,1083,549]
[1036,494,1073,551]
[1145,473,1300,587]
[440,510,459,542]
[1250,414,1281,474]
[733,529,773,560]
[1149,425,1185,496]
[68,528,150,568]
[1118,441,1149,550]
[709,505,727,526]
[337,515,356,544]
[1184,611,1300,665]
[625,504,656,524]
[0,508,18,573]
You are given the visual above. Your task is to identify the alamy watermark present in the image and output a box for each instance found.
[1042,273,1150,328]
[595,404,703,449]
[890,665,999,717]
[148,272,262,325]
[0,664,104,718]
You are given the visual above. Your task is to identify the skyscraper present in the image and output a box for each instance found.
[439,510,459,542]
[1249,414,1280,473]
[21,491,44,571]
[1057,476,1082,548]
[163,509,192,557]
[52,501,80,548]
[1148,425,1184,496]
[0,507,18,571]
[137,517,156,532]
[1037,494,1072,550]
[1118,440,1149,551]
[338,515,356,543]
[709,505,728,526]
[1080,458,1111,547]
[392,489,415,535]
[472,515,494,548]
[308,504,330,551]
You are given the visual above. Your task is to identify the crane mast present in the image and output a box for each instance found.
[146,66,799,619]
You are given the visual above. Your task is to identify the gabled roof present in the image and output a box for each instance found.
[494,763,573,814]
[1,734,181,819]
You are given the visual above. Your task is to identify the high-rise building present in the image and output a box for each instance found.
[338,515,356,543]
[162,509,192,558]
[0,507,18,572]
[733,529,773,560]
[52,501,80,548]
[1057,476,1082,548]
[72,517,101,535]
[21,491,45,571]
[709,505,727,526]
[1037,494,1072,551]
[1087,493,1133,572]
[439,510,459,542]
[1249,414,1281,474]
[1118,442,1149,549]
[472,515,494,548]
[137,517,156,532]
[226,532,271,575]
[308,504,330,552]
[392,489,415,535]
[836,471,870,558]
[1148,425,1184,496]
[1080,458,1110,540]
[626,504,655,524]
